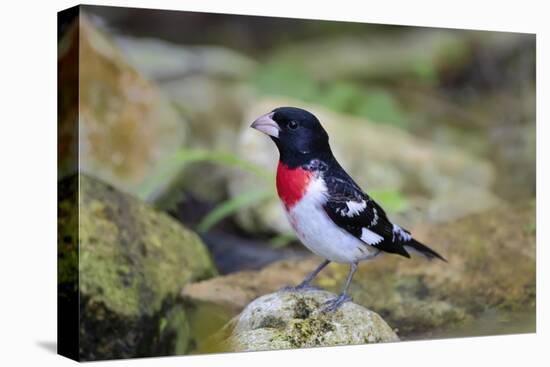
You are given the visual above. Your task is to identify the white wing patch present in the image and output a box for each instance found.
[370,207,379,226]
[393,223,412,242]
[337,199,367,217]
[361,227,384,245]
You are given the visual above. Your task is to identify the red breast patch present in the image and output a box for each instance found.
[276,162,313,209]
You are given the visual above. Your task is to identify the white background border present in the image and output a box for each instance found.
[0,0,546,366]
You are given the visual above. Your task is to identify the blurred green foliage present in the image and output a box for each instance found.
[136,149,271,201]
[411,59,438,82]
[269,233,299,248]
[355,89,406,127]
[197,189,274,233]
[370,189,410,213]
[254,62,319,101]
[254,62,406,127]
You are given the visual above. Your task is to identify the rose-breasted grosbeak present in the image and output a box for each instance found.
[251,106,446,311]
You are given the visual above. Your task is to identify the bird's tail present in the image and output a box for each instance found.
[404,239,447,262]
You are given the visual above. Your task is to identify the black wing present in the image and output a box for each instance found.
[322,172,411,258]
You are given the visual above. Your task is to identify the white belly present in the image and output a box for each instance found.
[285,177,379,263]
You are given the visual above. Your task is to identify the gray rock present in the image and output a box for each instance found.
[114,36,258,81]
[224,290,398,352]
[111,35,257,203]
[271,30,470,82]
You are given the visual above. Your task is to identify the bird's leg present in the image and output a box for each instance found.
[295,259,331,290]
[280,259,331,292]
[322,262,357,312]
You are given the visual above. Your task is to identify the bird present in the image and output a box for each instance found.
[251,106,446,312]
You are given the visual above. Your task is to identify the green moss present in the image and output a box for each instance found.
[58,177,79,288]
[282,316,336,347]
[58,174,217,359]
[261,294,338,347]
[77,174,217,317]
[293,297,313,319]
[258,315,286,330]
[163,304,191,356]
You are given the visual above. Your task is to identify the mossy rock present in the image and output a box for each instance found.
[222,290,398,352]
[58,174,217,360]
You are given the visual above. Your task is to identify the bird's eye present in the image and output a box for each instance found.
[288,120,299,130]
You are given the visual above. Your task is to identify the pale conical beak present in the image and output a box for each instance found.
[250,112,280,138]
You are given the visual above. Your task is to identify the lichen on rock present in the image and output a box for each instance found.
[58,174,217,360]
[223,289,398,352]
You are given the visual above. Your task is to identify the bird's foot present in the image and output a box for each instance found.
[321,293,351,312]
[279,282,322,292]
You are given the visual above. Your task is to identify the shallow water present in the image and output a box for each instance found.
[406,308,535,341]
[186,301,234,354]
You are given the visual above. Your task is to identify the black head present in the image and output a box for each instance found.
[251,107,331,166]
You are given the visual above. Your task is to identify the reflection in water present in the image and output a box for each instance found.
[186,301,234,354]
[408,308,535,340]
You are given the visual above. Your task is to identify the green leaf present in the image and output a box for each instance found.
[254,62,319,101]
[319,82,366,114]
[197,189,275,233]
[269,233,297,248]
[357,89,406,127]
[159,318,167,333]
[412,59,438,82]
[369,189,410,213]
[136,149,271,201]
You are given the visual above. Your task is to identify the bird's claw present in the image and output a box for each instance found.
[321,293,352,312]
